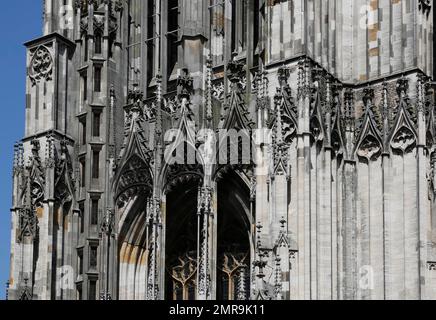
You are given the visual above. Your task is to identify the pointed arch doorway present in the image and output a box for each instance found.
[216,170,253,300]
[165,179,200,300]
[163,169,253,300]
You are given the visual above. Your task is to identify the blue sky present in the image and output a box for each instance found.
[0,0,42,299]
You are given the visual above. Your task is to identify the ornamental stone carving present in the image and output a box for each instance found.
[29,46,53,85]
[419,0,431,15]
[357,135,382,161]
[391,126,416,154]
[18,208,39,243]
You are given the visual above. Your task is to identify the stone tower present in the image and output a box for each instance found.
[8,0,436,300]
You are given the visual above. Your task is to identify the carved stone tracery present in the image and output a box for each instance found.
[116,155,152,208]
[419,0,432,15]
[29,46,53,85]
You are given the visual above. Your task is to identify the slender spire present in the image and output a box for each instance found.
[206,56,213,124]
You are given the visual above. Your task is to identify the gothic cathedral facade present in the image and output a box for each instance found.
[8,0,436,300]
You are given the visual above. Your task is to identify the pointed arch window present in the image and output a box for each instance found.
[92,110,101,137]
[95,32,102,55]
[76,283,83,300]
[231,0,248,53]
[79,201,85,233]
[92,149,100,179]
[77,248,84,275]
[91,199,99,226]
[94,66,102,92]
[146,0,158,87]
[127,0,143,88]
[167,0,180,80]
[83,36,89,62]
[79,157,86,188]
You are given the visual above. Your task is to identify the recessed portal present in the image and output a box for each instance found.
[165,180,199,300]
[216,171,252,300]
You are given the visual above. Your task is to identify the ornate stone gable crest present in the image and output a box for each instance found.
[18,207,39,243]
[115,86,154,207]
[54,140,76,205]
[309,66,327,144]
[389,78,417,154]
[115,154,153,208]
[271,67,298,144]
[28,139,45,208]
[219,58,254,131]
[270,68,297,177]
[330,82,345,154]
[18,279,33,300]
[118,87,153,164]
[16,139,46,243]
[355,87,383,161]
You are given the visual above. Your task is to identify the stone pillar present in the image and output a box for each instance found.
[342,89,357,300]
[144,197,163,300]
[43,0,54,35]
[416,75,429,299]
[296,59,312,300]
[196,186,213,300]
[381,82,391,299]
[319,78,333,300]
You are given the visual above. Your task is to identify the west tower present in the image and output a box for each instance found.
[9,0,436,300]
